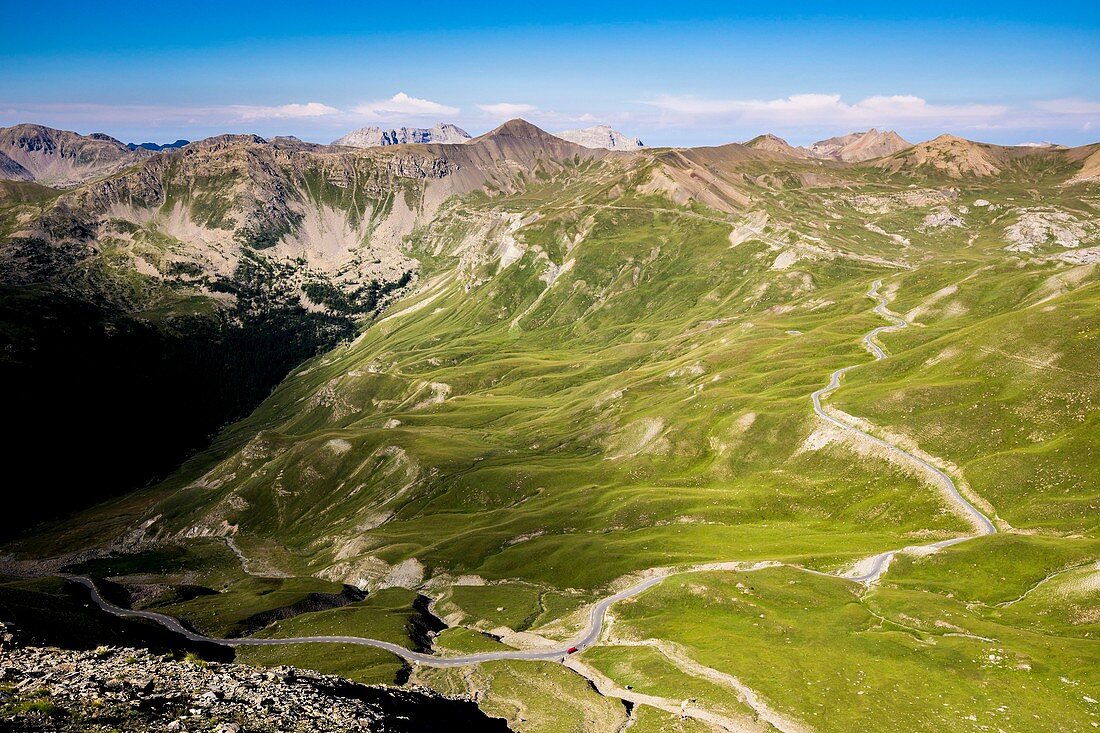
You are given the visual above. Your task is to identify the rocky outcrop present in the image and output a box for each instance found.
[553,125,644,150]
[0,623,510,732]
[333,123,471,148]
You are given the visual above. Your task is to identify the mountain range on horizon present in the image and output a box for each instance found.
[3,119,1095,191]
[745,128,913,162]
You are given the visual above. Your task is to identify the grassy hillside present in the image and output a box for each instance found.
[4,130,1098,731]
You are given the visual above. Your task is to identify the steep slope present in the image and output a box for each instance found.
[0,135,458,531]
[462,118,605,162]
[333,123,471,148]
[0,150,32,181]
[0,124,152,187]
[553,125,644,150]
[809,128,912,161]
[1067,144,1100,183]
[807,131,863,157]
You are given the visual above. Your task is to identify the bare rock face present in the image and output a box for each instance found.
[333,123,471,148]
[0,124,153,187]
[0,623,510,732]
[553,125,644,150]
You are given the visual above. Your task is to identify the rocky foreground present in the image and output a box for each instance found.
[0,624,509,732]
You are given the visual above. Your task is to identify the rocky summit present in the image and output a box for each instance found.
[553,124,644,150]
[332,123,471,148]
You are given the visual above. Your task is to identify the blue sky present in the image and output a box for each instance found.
[3,1,1098,146]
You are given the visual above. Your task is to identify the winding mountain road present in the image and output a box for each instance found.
[68,280,996,666]
[67,572,671,667]
[811,281,996,581]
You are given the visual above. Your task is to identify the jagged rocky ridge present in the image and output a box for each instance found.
[332,123,471,148]
[553,125,644,150]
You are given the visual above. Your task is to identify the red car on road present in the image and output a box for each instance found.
[567,646,579,654]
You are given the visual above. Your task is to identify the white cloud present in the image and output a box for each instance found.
[352,92,459,118]
[1032,99,1100,115]
[0,102,344,127]
[236,102,339,120]
[477,102,538,117]
[643,93,1009,128]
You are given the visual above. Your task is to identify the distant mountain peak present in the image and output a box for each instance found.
[484,118,552,138]
[126,139,190,152]
[554,124,644,150]
[808,129,912,162]
[0,123,151,187]
[744,134,812,158]
[332,122,471,148]
[88,132,125,145]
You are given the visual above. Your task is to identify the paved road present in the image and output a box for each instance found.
[67,280,997,663]
[67,572,667,666]
[810,281,996,582]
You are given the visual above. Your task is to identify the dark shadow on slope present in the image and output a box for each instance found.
[0,283,354,541]
[0,575,232,661]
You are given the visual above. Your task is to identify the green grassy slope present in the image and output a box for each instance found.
[8,140,1099,731]
[599,562,1098,733]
